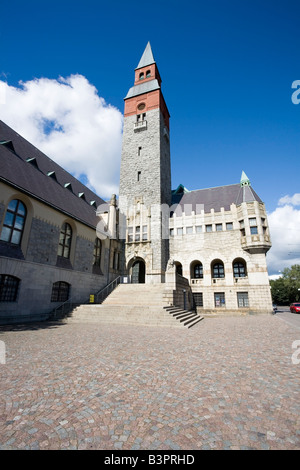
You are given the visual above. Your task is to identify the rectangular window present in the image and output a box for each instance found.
[170,228,174,237]
[237,292,249,308]
[240,228,246,236]
[196,225,202,233]
[250,226,258,235]
[206,224,212,232]
[177,227,183,235]
[249,218,257,226]
[226,222,233,230]
[142,225,147,240]
[214,292,225,307]
[128,227,133,243]
[239,220,245,229]
[186,226,193,234]
[216,223,223,231]
[135,226,140,242]
[193,293,203,307]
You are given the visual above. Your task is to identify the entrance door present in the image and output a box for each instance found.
[132,260,145,283]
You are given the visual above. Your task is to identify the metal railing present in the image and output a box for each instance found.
[50,276,123,321]
[93,276,122,304]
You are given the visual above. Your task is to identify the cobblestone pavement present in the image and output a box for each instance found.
[0,314,299,450]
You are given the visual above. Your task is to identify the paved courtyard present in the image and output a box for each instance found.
[0,314,299,450]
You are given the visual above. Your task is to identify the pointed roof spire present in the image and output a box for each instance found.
[240,170,250,186]
[136,42,155,69]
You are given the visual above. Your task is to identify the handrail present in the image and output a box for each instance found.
[50,276,122,320]
[94,276,121,303]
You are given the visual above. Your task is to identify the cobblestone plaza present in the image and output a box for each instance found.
[0,315,299,450]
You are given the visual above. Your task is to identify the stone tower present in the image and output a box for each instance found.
[119,42,171,283]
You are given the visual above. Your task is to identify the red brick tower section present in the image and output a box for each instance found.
[124,44,170,131]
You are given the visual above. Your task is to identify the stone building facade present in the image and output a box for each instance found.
[0,122,122,323]
[119,42,273,314]
[0,42,273,323]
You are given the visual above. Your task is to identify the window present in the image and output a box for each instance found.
[93,238,102,267]
[51,281,70,302]
[233,260,247,278]
[212,261,225,278]
[196,225,202,233]
[135,226,140,242]
[0,275,20,302]
[142,225,147,241]
[177,227,183,235]
[239,220,245,229]
[139,72,144,80]
[137,171,141,182]
[113,251,120,270]
[146,70,151,78]
[0,199,27,245]
[216,223,223,231]
[58,223,72,258]
[193,293,203,307]
[206,224,212,232]
[175,262,182,276]
[226,222,233,230]
[193,263,203,279]
[186,226,193,234]
[214,292,225,307]
[237,292,249,308]
[128,227,133,243]
[170,228,174,237]
[249,217,258,235]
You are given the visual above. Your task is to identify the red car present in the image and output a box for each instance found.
[290,303,300,313]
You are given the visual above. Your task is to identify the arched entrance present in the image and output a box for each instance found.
[131,259,146,284]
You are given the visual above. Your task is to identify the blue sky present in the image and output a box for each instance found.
[1,0,300,274]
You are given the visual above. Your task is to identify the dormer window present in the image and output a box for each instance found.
[139,72,144,80]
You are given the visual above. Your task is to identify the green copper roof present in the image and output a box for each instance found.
[240,170,250,186]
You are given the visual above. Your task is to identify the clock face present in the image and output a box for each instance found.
[137,103,145,111]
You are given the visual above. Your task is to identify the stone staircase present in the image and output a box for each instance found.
[66,284,203,329]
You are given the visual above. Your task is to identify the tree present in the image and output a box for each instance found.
[270,264,300,305]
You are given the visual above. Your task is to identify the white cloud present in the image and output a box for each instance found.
[278,194,300,207]
[0,75,123,199]
[267,201,300,276]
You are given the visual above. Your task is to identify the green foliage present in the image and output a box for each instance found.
[270,264,300,305]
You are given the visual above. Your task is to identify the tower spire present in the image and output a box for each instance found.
[136,42,155,69]
[240,170,250,187]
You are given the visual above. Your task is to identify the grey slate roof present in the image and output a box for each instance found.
[125,79,160,100]
[136,42,155,69]
[171,183,262,215]
[0,120,106,229]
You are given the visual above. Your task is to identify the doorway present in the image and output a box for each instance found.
[131,259,146,283]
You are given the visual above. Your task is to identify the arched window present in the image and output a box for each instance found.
[212,260,225,278]
[0,275,20,302]
[139,72,144,80]
[93,238,102,267]
[57,223,72,259]
[233,259,247,278]
[51,281,70,302]
[0,199,27,245]
[191,261,203,279]
[146,70,151,78]
[174,262,183,276]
